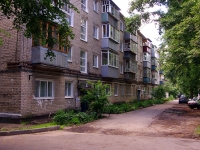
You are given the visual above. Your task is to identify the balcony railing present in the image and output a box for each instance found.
[32,46,68,68]
[124,42,138,54]
[124,32,137,43]
[143,41,151,48]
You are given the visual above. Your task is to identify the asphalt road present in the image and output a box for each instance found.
[1,100,200,150]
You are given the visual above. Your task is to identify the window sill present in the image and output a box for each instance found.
[93,10,99,14]
[114,95,118,97]
[34,98,54,100]
[81,9,88,13]
[65,97,74,99]
[68,60,72,63]
[93,66,98,69]
[93,37,99,40]
[80,38,88,43]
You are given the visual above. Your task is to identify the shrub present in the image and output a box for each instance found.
[151,86,166,99]
[53,110,67,125]
[81,80,109,117]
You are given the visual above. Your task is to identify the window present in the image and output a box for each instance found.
[106,84,111,95]
[93,0,98,12]
[65,82,73,98]
[80,51,87,73]
[68,46,72,62]
[126,85,131,95]
[120,42,123,52]
[120,63,123,74]
[114,83,118,96]
[63,2,74,27]
[101,51,119,68]
[81,0,87,12]
[93,55,98,68]
[120,84,124,96]
[93,26,99,39]
[120,21,123,31]
[81,19,87,41]
[102,24,120,43]
[35,80,54,99]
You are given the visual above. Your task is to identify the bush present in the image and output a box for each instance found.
[53,110,98,125]
[151,86,166,99]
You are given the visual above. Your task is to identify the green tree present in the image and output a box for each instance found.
[151,86,166,99]
[81,80,110,117]
[128,0,200,97]
[0,0,79,56]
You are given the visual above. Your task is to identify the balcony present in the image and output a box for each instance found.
[143,77,151,83]
[151,78,157,84]
[143,61,151,68]
[32,46,68,68]
[151,65,157,71]
[124,72,136,80]
[143,46,151,53]
[143,41,151,48]
[101,66,118,78]
[124,52,137,60]
[102,13,118,28]
[102,38,118,51]
[124,32,137,43]
[124,41,138,54]
[159,70,164,74]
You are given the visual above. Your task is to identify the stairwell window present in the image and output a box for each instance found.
[81,0,88,12]
[93,55,98,68]
[93,0,99,13]
[35,80,54,99]
[93,25,99,39]
[80,51,87,73]
[81,19,87,41]
[114,83,118,96]
[68,46,72,62]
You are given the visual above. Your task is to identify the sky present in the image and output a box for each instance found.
[112,0,161,46]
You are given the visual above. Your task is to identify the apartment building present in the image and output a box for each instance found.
[0,0,160,119]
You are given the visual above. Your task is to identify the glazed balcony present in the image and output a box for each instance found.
[101,66,118,78]
[143,77,151,83]
[124,32,137,43]
[102,13,118,28]
[32,46,68,68]
[102,38,119,51]
[124,41,138,54]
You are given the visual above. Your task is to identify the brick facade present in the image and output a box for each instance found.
[0,0,160,119]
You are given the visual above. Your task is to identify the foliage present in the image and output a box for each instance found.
[151,86,166,99]
[0,0,79,57]
[103,99,165,114]
[81,80,110,117]
[53,110,98,125]
[128,0,200,97]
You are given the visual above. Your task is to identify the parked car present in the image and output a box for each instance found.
[178,95,189,104]
[188,97,200,109]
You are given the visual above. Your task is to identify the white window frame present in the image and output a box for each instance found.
[68,46,72,62]
[93,25,99,39]
[93,55,98,68]
[93,0,98,13]
[35,79,54,99]
[65,82,73,98]
[114,83,118,96]
[80,51,87,73]
[81,0,88,12]
[80,19,87,41]
[101,51,119,68]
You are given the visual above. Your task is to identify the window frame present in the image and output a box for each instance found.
[35,79,54,99]
[114,83,118,96]
[81,0,88,12]
[80,19,87,41]
[93,25,99,40]
[120,63,123,74]
[65,82,73,98]
[93,55,98,68]
[80,51,87,73]
[68,46,72,62]
[105,84,111,96]
[93,0,99,13]
[101,51,119,68]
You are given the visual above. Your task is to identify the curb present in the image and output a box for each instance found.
[0,125,60,136]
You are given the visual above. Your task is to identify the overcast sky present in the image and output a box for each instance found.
[112,0,161,46]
